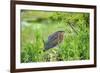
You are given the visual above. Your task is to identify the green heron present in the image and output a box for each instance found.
[43,31,65,51]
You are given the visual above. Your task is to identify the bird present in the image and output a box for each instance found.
[43,31,65,51]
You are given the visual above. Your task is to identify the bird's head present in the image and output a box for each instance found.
[58,31,65,35]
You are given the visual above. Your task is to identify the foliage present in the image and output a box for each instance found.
[21,10,90,63]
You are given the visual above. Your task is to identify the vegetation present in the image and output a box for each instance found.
[21,10,90,63]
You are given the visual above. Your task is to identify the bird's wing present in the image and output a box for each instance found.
[48,32,58,41]
[44,38,58,50]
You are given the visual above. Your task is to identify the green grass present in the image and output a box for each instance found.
[21,10,90,63]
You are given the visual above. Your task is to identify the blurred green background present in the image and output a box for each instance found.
[20,10,90,63]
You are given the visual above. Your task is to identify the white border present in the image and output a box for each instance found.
[16,4,94,69]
